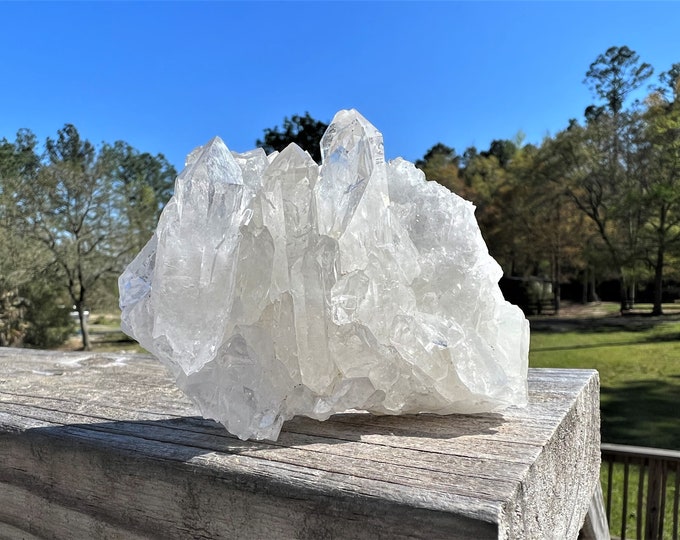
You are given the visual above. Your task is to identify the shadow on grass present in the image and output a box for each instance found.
[601,379,680,450]
[530,316,672,334]
[95,336,137,345]
[531,321,680,352]
[643,332,680,343]
[89,329,136,345]
[532,332,680,352]
[532,340,652,353]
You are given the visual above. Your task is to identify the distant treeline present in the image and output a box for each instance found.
[416,46,680,316]
[261,47,680,316]
[3,45,680,351]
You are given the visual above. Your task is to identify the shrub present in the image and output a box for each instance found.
[21,280,74,349]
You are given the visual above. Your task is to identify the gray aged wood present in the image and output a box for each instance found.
[578,483,611,540]
[0,347,601,539]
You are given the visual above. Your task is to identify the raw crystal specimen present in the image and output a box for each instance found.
[119,109,529,441]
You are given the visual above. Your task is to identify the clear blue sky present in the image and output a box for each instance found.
[2,2,679,172]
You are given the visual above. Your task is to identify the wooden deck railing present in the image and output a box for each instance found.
[601,443,680,539]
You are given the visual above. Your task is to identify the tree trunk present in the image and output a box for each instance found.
[589,269,599,302]
[553,255,561,316]
[652,207,667,317]
[581,268,588,304]
[78,306,91,351]
[553,215,561,315]
[629,281,636,308]
[652,245,664,316]
[619,274,630,313]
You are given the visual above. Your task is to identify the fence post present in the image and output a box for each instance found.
[646,458,664,539]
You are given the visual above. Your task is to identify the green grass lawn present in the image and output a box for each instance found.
[530,316,680,450]
[64,312,146,353]
[530,307,680,537]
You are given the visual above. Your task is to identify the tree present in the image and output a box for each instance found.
[584,46,653,116]
[574,46,654,310]
[482,139,518,168]
[0,129,57,346]
[637,66,680,314]
[257,112,328,163]
[547,121,634,308]
[12,125,175,349]
[458,139,529,275]
[100,141,176,253]
[20,272,74,348]
[416,143,459,168]
[533,133,601,310]
[415,143,465,195]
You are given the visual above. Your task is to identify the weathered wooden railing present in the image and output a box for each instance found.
[601,443,680,539]
[0,348,606,539]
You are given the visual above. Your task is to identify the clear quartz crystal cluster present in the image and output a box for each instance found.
[119,109,529,441]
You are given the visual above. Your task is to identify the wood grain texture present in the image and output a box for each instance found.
[579,483,611,540]
[0,347,601,539]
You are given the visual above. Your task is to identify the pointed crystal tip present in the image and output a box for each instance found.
[321,109,383,164]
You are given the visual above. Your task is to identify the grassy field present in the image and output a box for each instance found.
[530,303,680,538]
[530,304,680,450]
[61,312,146,353]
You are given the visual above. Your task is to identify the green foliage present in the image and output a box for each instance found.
[416,143,458,168]
[412,45,680,313]
[0,288,27,347]
[256,112,328,163]
[0,129,48,346]
[584,45,653,114]
[462,150,517,269]
[20,125,124,348]
[414,143,463,195]
[0,125,176,350]
[100,141,176,253]
[21,278,73,349]
[481,139,517,168]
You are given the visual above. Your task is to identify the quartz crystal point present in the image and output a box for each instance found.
[119,109,529,441]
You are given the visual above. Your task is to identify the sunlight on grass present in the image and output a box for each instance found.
[530,318,680,449]
[64,311,147,354]
[531,312,680,538]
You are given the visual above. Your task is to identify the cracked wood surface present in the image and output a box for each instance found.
[0,347,600,539]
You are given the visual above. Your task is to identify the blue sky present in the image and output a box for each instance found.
[2,2,680,172]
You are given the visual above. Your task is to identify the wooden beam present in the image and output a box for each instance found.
[0,348,601,539]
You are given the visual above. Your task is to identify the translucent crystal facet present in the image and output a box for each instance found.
[119,109,529,441]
